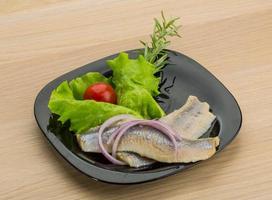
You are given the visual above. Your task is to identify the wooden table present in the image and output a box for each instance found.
[1,0,272,199]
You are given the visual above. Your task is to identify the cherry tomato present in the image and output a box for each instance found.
[83,82,117,104]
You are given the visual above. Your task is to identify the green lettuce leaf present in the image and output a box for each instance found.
[48,54,165,133]
[118,88,165,119]
[107,53,165,119]
[48,74,140,134]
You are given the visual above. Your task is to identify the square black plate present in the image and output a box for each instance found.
[34,49,242,184]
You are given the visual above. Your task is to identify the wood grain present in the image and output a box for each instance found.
[0,0,272,199]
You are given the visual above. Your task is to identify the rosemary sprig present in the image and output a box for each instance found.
[140,11,181,70]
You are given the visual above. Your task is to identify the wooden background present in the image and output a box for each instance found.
[1,0,272,199]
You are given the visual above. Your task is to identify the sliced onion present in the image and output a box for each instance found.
[111,120,180,158]
[98,114,136,165]
[98,115,182,165]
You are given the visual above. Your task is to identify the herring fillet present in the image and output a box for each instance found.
[117,127,219,163]
[160,96,216,140]
[76,125,156,167]
[77,126,219,163]
[76,95,218,166]
[118,96,216,166]
[117,152,154,168]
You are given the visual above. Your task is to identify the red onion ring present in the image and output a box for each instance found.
[98,114,135,165]
[98,115,182,165]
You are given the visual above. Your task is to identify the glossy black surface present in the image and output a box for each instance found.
[34,49,242,184]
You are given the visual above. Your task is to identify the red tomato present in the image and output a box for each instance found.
[83,82,117,104]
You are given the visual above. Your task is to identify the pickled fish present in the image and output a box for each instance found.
[76,96,218,166]
[77,125,219,163]
[160,95,216,139]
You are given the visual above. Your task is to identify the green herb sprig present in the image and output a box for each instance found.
[140,11,181,70]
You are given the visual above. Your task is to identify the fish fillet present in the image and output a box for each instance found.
[118,127,219,163]
[76,126,157,166]
[76,95,218,167]
[77,125,219,163]
[117,152,155,168]
[160,96,216,139]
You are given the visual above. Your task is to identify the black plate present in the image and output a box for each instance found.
[34,49,242,184]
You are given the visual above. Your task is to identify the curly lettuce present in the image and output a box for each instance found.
[48,54,165,133]
[107,53,165,119]
[48,73,140,134]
